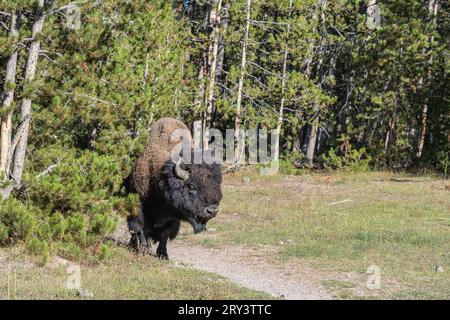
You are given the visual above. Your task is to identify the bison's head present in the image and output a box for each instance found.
[162,153,222,233]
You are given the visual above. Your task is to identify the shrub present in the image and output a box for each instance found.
[322,147,372,172]
[0,146,140,262]
[0,198,39,245]
[436,151,449,177]
[279,151,306,175]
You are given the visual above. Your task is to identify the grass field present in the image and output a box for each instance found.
[0,246,270,299]
[1,171,448,299]
[180,171,450,299]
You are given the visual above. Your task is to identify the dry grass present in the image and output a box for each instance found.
[1,171,448,300]
[0,246,270,300]
[180,171,450,299]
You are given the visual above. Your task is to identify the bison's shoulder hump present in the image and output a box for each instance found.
[130,118,193,199]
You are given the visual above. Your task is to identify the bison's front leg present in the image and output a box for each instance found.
[156,235,169,260]
[132,230,151,256]
[128,212,151,255]
[156,220,180,260]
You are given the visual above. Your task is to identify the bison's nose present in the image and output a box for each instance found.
[205,205,219,218]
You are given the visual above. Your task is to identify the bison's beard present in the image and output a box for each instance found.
[188,216,208,234]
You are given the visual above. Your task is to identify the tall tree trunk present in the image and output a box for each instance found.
[416,104,428,158]
[12,0,45,184]
[293,133,301,152]
[273,0,293,163]
[416,0,439,159]
[384,113,396,154]
[203,0,223,149]
[366,0,378,29]
[306,124,318,166]
[0,11,20,178]
[194,4,212,149]
[195,54,207,115]
[301,125,311,153]
[306,0,327,166]
[233,0,252,165]
[212,2,229,129]
[215,2,229,82]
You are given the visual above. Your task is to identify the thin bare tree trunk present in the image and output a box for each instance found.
[416,104,428,157]
[366,0,377,21]
[12,0,45,184]
[299,0,321,152]
[211,2,229,130]
[203,0,223,149]
[0,11,20,178]
[384,114,396,153]
[306,0,327,166]
[293,134,301,152]
[416,0,439,159]
[233,0,252,165]
[273,0,293,163]
[306,124,318,165]
[195,55,207,112]
[215,2,229,82]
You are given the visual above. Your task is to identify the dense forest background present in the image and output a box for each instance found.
[0,0,448,261]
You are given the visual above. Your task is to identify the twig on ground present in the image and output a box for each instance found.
[253,197,270,203]
[224,163,241,174]
[327,199,353,206]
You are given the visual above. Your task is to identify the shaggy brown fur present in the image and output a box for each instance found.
[130,117,192,199]
[127,118,222,259]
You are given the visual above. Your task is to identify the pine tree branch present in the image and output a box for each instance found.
[35,162,60,179]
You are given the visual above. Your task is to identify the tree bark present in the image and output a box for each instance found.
[273,0,293,163]
[0,11,20,178]
[366,0,378,29]
[306,0,327,166]
[306,124,318,166]
[384,114,396,153]
[12,0,45,184]
[293,133,301,152]
[203,0,223,149]
[416,0,439,159]
[215,2,229,82]
[233,0,252,165]
[416,105,428,158]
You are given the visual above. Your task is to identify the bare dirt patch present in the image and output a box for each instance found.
[169,241,333,300]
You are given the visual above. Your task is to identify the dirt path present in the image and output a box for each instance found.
[170,242,334,300]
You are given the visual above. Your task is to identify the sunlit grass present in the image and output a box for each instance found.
[0,247,270,300]
[183,171,450,299]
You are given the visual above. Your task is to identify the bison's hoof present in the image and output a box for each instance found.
[137,244,151,256]
[157,251,169,260]
[130,234,151,256]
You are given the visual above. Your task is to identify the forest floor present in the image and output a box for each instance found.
[0,171,449,299]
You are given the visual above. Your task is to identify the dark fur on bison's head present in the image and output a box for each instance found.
[161,153,222,233]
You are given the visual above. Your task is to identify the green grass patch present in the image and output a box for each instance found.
[0,247,270,300]
[182,171,450,299]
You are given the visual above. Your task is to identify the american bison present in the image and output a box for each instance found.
[127,118,223,259]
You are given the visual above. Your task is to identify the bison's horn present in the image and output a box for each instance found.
[175,159,189,181]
